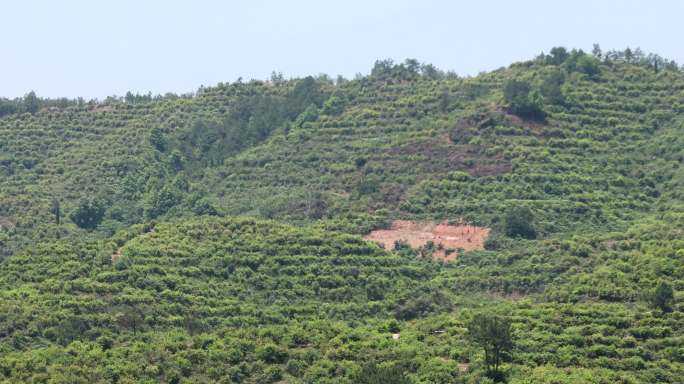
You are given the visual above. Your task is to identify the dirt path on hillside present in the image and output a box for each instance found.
[111,225,156,264]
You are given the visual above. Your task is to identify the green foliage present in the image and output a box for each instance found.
[148,127,167,151]
[392,291,450,320]
[468,313,513,381]
[504,206,537,239]
[503,79,545,119]
[144,181,182,219]
[51,199,61,225]
[353,364,411,384]
[576,54,601,77]
[191,197,219,216]
[69,198,106,229]
[23,91,40,114]
[548,47,569,65]
[651,281,675,313]
[539,70,566,105]
[2,48,684,383]
[322,94,347,115]
[256,343,289,364]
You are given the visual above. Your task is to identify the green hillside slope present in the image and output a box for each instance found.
[1,49,683,257]
[1,47,684,383]
[1,216,683,383]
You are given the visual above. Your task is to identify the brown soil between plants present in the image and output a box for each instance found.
[364,220,490,261]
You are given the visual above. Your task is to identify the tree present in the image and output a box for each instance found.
[51,199,61,224]
[651,281,675,313]
[169,149,184,172]
[421,63,444,80]
[270,71,285,85]
[371,59,395,79]
[0,98,18,117]
[54,316,89,345]
[439,90,451,112]
[256,343,288,364]
[149,127,167,152]
[468,314,513,382]
[114,305,146,335]
[124,91,136,104]
[548,47,569,65]
[576,54,601,78]
[540,70,566,105]
[144,182,181,219]
[322,95,346,115]
[503,80,545,119]
[353,364,411,384]
[504,206,536,239]
[624,47,634,63]
[70,198,106,229]
[192,197,219,216]
[287,76,325,119]
[23,91,40,114]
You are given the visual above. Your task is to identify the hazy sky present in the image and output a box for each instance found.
[2,0,682,99]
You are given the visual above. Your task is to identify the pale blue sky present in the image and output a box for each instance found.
[2,0,682,99]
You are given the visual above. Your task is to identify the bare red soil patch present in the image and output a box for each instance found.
[364,220,490,261]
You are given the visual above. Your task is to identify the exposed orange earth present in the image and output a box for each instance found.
[363,220,490,261]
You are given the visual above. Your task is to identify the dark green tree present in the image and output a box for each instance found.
[651,281,675,313]
[504,206,536,239]
[70,198,106,229]
[0,98,18,117]
[439,90,451,112]
[549,46,569,65]
[54,316,89,345]
[322,94,346,115]
[23,91,40,114]
[144,182,181,219]
[192,197,219,216]
[114,305,146,335]
[353,364,411,384]
[540,70,566,105]
[256,344,288,364]
[503,80,545,119]
[576,54,601,78]
[149,127,167,152]
[287,76,325,119]
[169,149,184,172]
[51,199,61,224]
[468,314,514,382]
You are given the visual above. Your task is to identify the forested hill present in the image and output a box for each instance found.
[1,47,684,383]
[1,47,683,257]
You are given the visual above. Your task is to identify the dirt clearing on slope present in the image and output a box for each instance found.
[364,220,489,261]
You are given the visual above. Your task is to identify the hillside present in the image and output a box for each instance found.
[1,47,684,383]
[1,216,683,383]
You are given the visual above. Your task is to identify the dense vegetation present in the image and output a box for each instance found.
[1,46,684,383]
